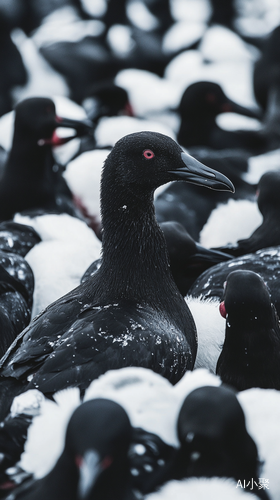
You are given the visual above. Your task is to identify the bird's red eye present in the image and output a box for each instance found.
[143,149,155,159]
[219,301,227,318]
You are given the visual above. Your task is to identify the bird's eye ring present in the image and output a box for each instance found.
[143,149,155,159]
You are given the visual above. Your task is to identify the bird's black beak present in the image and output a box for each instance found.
[219,99,262,119]
[38,116,94,147]
[189,244,233,266]
[169,152,235,192]
[55,115,94,135]
[77,450,102,500]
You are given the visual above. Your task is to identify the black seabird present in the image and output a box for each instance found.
[217,270,280,391]
[177,81,265,153]
[0,131,234,419]
[174,385,267,499]
[0,97,93,222]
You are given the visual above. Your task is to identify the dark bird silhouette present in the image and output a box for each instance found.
[0,131,234,420]
[0,10,27,117]
[216,270,280,392]
[253,24,280,115]
[6,398,136,500]
[77,81,134,155]
[215,170,280,257]
[177,81,266,153]
[82,81,133,125]
[0,221,39,359]
[0,97,93,222]
[189,244,280,320]
[174,385,267,499]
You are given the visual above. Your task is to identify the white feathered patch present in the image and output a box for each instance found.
[200,25,258,62]
[84,367,180,447]
[173,368,221,402]
[199,198,262,248]
[20,387,81,479]
[10,390,45,418]
[14,213,101,317]
[115,69,181,117]
[186,296,225,373]
[145,477,258,500]
[64,149,110,222]
[238,388,280,500]
[94,116,176,147]
[244,148,280,185]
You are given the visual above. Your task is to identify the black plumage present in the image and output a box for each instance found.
[174,385,267,499]
[189,245,280,320]
[216,270,280,391]
[253,25,280,113]
[0,251,34,358]
[77,81,133,156]
[128,427,177,495]
[0,14,27,117]
[0,221,37,359]
[82,81,133,124]
[0,221,41,257]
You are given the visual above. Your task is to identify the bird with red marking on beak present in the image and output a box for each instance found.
[0,97,94,221]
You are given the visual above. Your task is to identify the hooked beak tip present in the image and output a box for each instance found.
[169,152,235,193]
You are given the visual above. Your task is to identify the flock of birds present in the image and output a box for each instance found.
[0,0,280,499]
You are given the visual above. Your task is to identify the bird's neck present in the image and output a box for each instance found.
[218,319,280,390]
[97,179,180,303]
[6,129,53,180]
[224,315,278,359]
[178,112,216,147]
